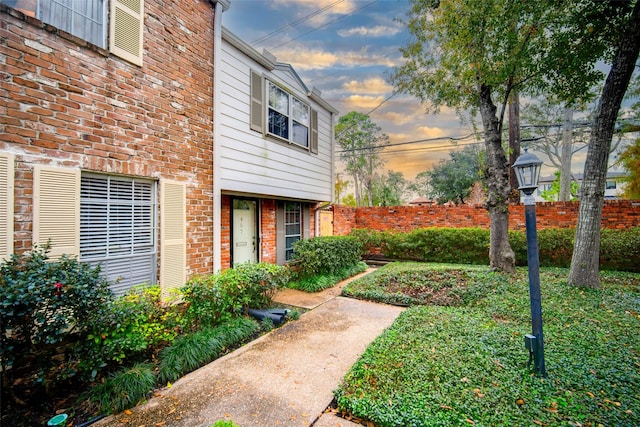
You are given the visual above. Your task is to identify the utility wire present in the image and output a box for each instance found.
[268,1,378,50]
[251,0,346,45]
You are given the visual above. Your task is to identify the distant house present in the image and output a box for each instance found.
[0,0,337,295]
[534,171,628,202]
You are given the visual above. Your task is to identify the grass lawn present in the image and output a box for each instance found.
[337,262,640,426]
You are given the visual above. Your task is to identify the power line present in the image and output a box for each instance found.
[336,133,478,153]
[251,0,346,45]
[269,1,378,50]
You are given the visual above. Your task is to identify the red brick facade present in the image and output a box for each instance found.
[334,200,640,234]
[1,2,218,278]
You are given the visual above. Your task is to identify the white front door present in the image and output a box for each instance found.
[232,199,257,265]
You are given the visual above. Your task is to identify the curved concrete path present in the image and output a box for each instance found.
[94,271,404,427]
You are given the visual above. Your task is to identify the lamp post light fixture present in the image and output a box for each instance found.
[512,148,547,377]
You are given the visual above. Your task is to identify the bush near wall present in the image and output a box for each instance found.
[290,236,363,277]
[351,227,640,272]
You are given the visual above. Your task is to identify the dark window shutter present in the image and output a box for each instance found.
[310,109,318,154]
[250,70,264,133]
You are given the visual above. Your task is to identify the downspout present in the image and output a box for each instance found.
[212,0,229,272]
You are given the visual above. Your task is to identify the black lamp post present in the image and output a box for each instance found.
[512,149,546,377]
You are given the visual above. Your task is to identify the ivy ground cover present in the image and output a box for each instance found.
[337,263,640,426]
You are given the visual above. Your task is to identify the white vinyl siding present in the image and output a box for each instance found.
[218,41,333,202]
[110,0,144,66]
[0,153,14,261]
[80,174,157,296]
[160,180,186,295]
[33,166,80,259]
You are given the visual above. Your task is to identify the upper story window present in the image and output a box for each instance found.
[268,82,310,148]
[250,70,318,154]
[2,0,144,66]
[605,180,617,190]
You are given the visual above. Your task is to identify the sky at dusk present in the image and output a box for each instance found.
[223,0,474,181]
[222,0,636,183]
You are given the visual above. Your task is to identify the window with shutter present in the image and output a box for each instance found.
[80,173,156,296]
[0,153,14,261]
[33,166,80,259]
[110,0,144,66]
[160,180,186,295]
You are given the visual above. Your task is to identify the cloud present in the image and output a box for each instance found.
[270,0,359,26]
[337,25,402,37]
[341,94,388,110]
[416,126,447,138]
[343,77,393,94]
[274,48,340,70]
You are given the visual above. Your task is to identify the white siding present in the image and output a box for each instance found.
[219,39,334,202]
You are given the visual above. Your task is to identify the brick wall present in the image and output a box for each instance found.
[334,200,640,234]
[1,1,216,277]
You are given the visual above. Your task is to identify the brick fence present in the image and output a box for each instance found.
[331,200,640,234]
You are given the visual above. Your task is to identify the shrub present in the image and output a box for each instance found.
[81,285,182,374]
[291,235,363,277]
[289,261,368,293]
[158,317,259,384]
[353,227,639,272]
[89,362,156,414]
[181,263,289,330]
[0,244,112,390]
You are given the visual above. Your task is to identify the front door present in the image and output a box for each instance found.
[232,199,257,266]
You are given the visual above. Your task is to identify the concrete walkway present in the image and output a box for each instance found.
[94,270,404,427]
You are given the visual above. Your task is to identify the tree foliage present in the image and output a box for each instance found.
[371,170,408,206]
[426,144,483,205]
[335,112,389,207]
[618,138,640,199]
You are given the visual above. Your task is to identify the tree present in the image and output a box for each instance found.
[372,170,408,206]
[409,171,431,199]
[618,138,640,199]
[539,171,579,202]
[334,173,349,205]
[390,0,577,272]
[335,112,389,207]
[426,144,482,205]
[568,1,640,288]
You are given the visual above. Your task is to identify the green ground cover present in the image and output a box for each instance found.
[337,262,640,426]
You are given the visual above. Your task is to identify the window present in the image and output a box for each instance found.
[250,70,319,153]
[605,180,617,190]
[2,0,144,65]
[80,174,157,295]
[284,202,301,261]
[267,81,310,148]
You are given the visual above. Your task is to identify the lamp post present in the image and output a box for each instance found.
[512,149,546,377]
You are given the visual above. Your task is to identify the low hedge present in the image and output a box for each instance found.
[350,227,640,272]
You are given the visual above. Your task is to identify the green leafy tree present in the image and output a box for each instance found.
[540,171,579,202]
[408,170,431,199]
[372,170,408,206]
[427,144,482,205]
[335,112,389,207]
[341,193,357,208]
[391,0,637,274]
[569,1,640,288]
[334,173,350,205]
[618,138,640,199]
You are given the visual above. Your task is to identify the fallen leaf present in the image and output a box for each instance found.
[124,410,133,415]
[155,422,166,427]
[533,420,545,426]
[516,398,525,406]
[440,405,453,410]
[166,382,172,388]
[586,392,595,398]
[465,418,475,424]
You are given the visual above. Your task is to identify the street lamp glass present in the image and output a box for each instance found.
[512,149,543,196]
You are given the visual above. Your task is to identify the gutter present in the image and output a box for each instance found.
[211,0,228,272]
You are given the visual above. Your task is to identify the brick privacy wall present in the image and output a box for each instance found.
[1,2,216,278]
[334,200,640,234]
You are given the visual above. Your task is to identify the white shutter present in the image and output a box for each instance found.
[0,153,14,261]
[33,166,80,259]
[310,109,318,154]
[250,69,264,133]
[160,180,186,296]
[110,0,144,66]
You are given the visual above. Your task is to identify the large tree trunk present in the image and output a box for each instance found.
[559,107,573,201]
[479,84,515,273]
[568,2,640,288]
